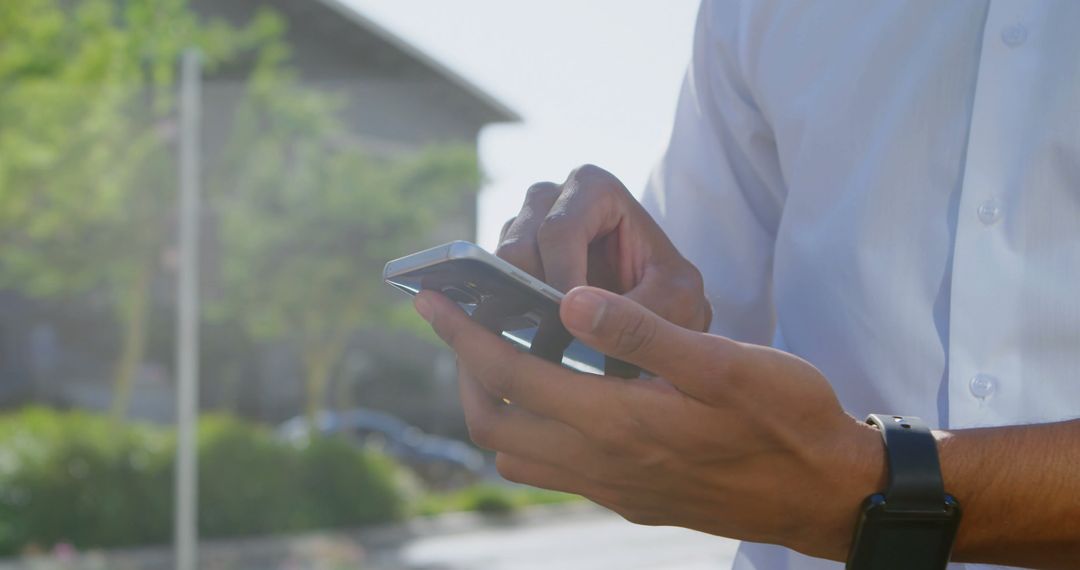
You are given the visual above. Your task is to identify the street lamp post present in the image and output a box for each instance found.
[175,47,202,570]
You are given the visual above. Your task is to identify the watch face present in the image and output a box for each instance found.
[847,495,961,570]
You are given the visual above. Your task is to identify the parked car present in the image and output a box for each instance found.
[278,408,484,489]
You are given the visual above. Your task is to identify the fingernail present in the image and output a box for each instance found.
[414,294,434,323]
[564,290,606,333]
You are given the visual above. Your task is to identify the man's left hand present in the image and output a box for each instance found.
[414,286,885,561]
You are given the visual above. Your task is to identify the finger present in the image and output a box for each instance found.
[624,264,711,332]
[495,181,562,279]
[560,286,740,399]
[537,165,628,293]
[457,367,598,471]
[495,453,591,497]
[498,216,517,242]
[415,289,623,433]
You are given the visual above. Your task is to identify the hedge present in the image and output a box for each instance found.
[0,408,405,555]
[413,483,580,517]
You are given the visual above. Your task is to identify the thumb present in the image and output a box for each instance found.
[560,286,733,390]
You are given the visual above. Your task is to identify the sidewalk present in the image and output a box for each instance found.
[378,502,739,570]
[0,503,738,570]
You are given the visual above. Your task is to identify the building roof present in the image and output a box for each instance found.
[315,0,521,124]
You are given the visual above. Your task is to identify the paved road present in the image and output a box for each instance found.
[377,506,739,570]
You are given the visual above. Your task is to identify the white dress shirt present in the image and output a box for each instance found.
[642,1,1080,569]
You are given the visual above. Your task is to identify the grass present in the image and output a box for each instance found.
[414,484,582,517]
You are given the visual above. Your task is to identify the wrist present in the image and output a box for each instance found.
[844,416,962,569]
[932,428,981,561]
[790,417,888,561]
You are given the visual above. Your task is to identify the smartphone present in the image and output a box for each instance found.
[383,241,640,377]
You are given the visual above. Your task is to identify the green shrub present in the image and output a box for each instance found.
[0,408,173,554]
[414,483,580,517]
[0,408,406,555]
[298,436,403,527]
[196,415,309,536]
[467,486,516,515]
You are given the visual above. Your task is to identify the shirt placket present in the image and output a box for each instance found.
[947,1,1039,429]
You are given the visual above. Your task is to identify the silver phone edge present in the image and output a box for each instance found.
[383,241,565,305]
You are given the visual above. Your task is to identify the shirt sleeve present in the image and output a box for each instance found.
[641,0,786,345]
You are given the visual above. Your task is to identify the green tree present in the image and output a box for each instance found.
[212,68,478,418]
[0,0,479,420]
[0,0,284,419]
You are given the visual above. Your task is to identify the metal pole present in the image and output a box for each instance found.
[175,48,202,570]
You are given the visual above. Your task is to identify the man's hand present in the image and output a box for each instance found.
[497,164,711,332]
[414,285,885,561]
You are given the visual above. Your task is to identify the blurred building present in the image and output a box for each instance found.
[0,0,517,433]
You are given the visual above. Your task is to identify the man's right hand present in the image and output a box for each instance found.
[496,164,711,332]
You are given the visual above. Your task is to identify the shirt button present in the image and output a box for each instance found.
[977,199,1002,225]
[1001,24,1027,47]
[969,374,997,400]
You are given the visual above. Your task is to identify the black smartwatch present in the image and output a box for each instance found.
[846,414,961,570]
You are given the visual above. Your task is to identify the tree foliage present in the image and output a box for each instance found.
[213,69,479,416]
[0,0,479,418]
[0,0,275,295]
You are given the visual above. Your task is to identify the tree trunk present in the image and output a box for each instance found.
[303,336,349,425]
[110,261,152,421]
[303,293,368,425]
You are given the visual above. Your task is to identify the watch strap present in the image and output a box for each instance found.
[865,414,947,512]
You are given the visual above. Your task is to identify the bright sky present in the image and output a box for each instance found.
[344,0,701,249]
